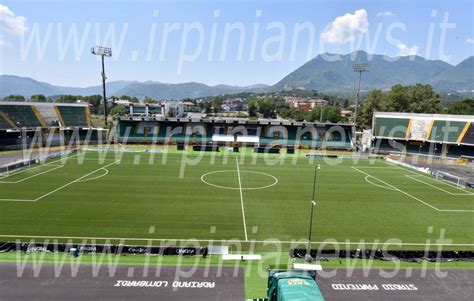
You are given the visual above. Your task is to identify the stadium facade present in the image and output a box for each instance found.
[371,112,474,157]
[116,115,355,150]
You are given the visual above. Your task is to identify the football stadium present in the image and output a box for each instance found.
[0,100,473,300]
[1,1,474,300]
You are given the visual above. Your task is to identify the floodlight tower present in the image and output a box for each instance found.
[352,63,369,124]
[91,46,112,127]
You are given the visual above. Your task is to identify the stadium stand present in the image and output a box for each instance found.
[428,120,467,143]
[373,117,409,139]
[117,116,354,149]
[0,102,97,151]
[460,123,474,145]
[0,104,43,128]
[56,105,90,127]
[0,102,91,130]
[371,112,474,158]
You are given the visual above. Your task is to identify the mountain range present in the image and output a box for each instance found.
[274,51,473,92]
[1,51,472,99]
[0,75,269,99]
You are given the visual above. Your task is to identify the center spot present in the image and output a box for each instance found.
[201,170,278,190]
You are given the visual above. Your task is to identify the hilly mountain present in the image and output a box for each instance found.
[0,75,268,99]
[274,51,458,92]
[0,75,134,98]
[430,57,474,91]
[113,82,268,99]
[1,51,472,99]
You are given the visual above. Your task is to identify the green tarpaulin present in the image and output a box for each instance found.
[267,270,325,301]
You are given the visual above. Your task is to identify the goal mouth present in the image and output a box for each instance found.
[435,170,468,189]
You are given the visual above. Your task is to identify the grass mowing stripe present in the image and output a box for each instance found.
[33,160,120,202]
[352,166,441,211]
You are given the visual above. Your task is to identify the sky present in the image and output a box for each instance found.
[0,0,473,87]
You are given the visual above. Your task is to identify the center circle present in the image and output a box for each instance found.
[201,170,278,190]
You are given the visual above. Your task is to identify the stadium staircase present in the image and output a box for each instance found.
[35,105,59,127]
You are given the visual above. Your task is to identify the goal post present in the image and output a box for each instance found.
[0,159,33,177]
[435,170,467,189]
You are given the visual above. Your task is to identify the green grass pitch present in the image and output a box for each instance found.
[0,150,473,249]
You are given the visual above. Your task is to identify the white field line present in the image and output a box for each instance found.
[1,234,474,246]
[352,166,440,211]
[0,152,81,179]
[405,175,474,196]
[33,160,120,202]
[0,160,119,202]
[75,168,109,183]
[236,157,248,242]
[384,160,474,194]
[364,175,397,191]
[351,166,399,169]
[351,166,474,213]
[0,165,64,184]
[0,162,53,179]
[0,198,36,202]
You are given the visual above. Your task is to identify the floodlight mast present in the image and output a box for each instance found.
[91,46,112,128]
[352,63,369,124]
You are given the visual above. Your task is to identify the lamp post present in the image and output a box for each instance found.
[306,164,320,262]
[91,46,112,127]
[352,63,369,124]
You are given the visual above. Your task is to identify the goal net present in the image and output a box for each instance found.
[0,160,33,177]
[435,170,468,188]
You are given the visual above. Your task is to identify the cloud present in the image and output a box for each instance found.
[377,11,395,17]
[321,9,369,44]
[0,4,27,36]
[466,38,474,44]
[397,43,418,56]
[0,35,8,47]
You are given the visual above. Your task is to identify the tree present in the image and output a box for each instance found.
[359,89,384,127]
[446,99,474,115]
[3,95,25,102]
[406,84,442,114]
[382,84,409,112]
[359,84,443,128]
[306,106,322,122]
[343,99,349,108]
[144,97,155,104]
[109,104,128,116]
[321,106,343,123]
[211,96,224,113]
[235,102,244,111]
[248,100,258,117]
[31,94,47,102]
[203,102,212,114]
[82,95,103,114]
[56,95,79,103]
[257,98,275,118]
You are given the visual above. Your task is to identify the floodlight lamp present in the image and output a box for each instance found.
[353,63,370,72]
[91,46,112,57]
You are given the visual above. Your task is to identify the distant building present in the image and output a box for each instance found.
[284,97,328,112]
